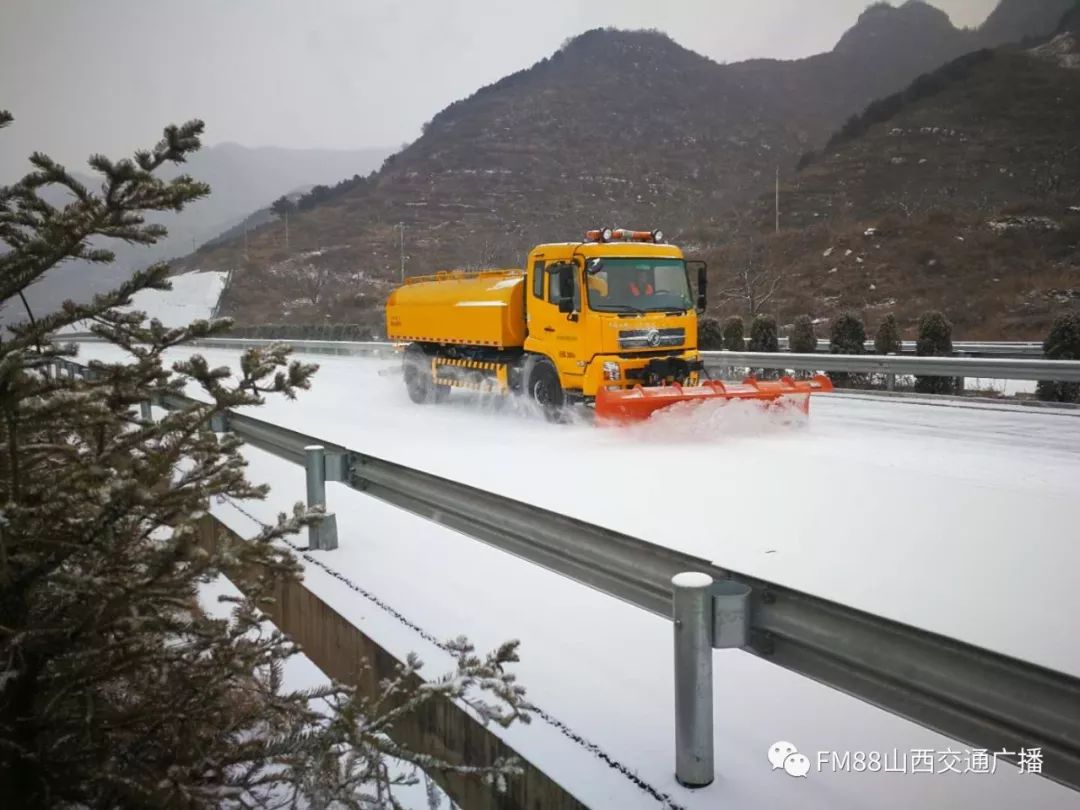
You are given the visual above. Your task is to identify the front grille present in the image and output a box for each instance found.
[617,349,685,359]
[619,327,685,350]
[626,357,703,382]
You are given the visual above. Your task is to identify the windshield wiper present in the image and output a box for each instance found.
[603,305,649,314]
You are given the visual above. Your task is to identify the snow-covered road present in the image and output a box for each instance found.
[76,342,1080,809]
[79,343,1080,677]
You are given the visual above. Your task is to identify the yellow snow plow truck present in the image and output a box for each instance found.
[385,228,832,422]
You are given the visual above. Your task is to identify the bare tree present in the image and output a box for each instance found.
[297,262,331,305]
[715,239,785,317]
[714,205,786,317]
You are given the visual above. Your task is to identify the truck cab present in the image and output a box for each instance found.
[522,229,707,402]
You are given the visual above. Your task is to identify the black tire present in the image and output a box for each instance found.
[403,344,450,404]
[522,356,565,422]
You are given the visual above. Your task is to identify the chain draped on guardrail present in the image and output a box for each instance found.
[50,353,1080,794]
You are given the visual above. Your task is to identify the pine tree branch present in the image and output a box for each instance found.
[0,114,529,808]
[0,121,209,323]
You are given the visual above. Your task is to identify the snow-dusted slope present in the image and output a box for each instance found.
[119,270,228,327]
[59,270,228,332]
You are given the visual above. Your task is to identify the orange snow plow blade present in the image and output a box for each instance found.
[594,374,834,424]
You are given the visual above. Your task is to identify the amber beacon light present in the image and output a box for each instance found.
[585,227,664,243]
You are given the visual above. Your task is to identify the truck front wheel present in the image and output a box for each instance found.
[522,356,565,421]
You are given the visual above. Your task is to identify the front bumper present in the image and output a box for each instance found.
[582,351,703,397]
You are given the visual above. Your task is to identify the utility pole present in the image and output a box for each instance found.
[775,165,780,235]
[284,211,290,252]
[398,221,405,282]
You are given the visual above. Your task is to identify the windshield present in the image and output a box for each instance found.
[585,257,693,313]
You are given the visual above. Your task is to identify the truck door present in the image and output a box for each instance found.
[531,260,585,389]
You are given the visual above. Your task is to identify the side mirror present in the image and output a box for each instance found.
[688,260,708,314]
[557,265,575,314]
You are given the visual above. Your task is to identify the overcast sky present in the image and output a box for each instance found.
[1,0,999,180]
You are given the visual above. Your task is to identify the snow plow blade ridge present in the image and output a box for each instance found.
[594,375,834,424]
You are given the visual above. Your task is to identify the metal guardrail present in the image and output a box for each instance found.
[771,338,1045,357]
[177,337,398,357]
[60,334,1080,384]
[60,333,399,358]
[64,331,1044,357]
[702,351,1080,383]
[934,341,1044,358]
[54,355,1080,793]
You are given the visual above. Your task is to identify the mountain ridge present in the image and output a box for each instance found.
[174,0,1076,338]
[729,34,1080,337]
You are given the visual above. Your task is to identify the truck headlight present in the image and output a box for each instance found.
[603,361,621,381]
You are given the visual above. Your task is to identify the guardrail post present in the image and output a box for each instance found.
[305,445,339,551]
[954,352,966,394]
[886,352,897,391]
[671,574,751,788]
[672,572,714,788]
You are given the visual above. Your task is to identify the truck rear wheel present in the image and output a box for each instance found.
[522,356,565,422]
[403,344,449,404]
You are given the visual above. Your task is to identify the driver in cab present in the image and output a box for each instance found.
[629,268,654,298]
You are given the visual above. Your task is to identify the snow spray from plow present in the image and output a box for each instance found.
[594,374,835,424]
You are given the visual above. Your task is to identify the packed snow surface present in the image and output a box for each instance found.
[80,344,1080,675]
[77,342,1080,810]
